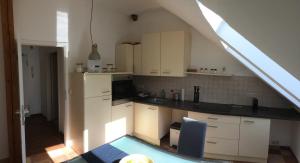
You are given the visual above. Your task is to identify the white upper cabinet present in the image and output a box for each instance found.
[115,44,134,72]
[133,44,142,75]
[140,31,190,77]
[142,33,161,76]
[161,31,189,77]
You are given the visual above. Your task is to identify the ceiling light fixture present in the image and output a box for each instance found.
[87,0,101,72]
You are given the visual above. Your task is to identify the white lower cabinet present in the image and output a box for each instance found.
[205,138,239,156]
[170,128,180,147]
[239,117,270,159]
[109,102,134,142]
[134,103,172,145]
[188,111,270,163]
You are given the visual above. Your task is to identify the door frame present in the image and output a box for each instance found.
[0,0,22,162]
[18,40,69,160]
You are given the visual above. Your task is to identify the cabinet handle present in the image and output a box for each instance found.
[207,117,218,120]
[208,125,218,128]
[150,71,157,74]
[206,141,217,144]
[102,91,110,93]
[162,71,170,74]
[243,120,255,124]
[147,107,157,110]
[103,98,111,101]
[126,105,132,107]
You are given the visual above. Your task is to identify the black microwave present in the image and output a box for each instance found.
[112,80,135,101]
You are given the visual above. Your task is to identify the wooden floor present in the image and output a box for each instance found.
[25,116,298,163]
[25,114,78,163]
[160,134,299,163]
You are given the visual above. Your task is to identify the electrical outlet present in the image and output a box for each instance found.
[271,140,280,145]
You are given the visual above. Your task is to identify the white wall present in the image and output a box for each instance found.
[22,46,42,115]
[0,7,9,160]
[292,122,300,161]
[128,9,253,76]
[39,47,58,121]
[270,120,292,146]
[202,0,300,80]
[14,0,130,71]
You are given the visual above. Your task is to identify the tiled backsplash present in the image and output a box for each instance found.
[133,75,292,108]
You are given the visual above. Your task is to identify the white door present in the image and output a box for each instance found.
[16,41,27,163]
[141,33,161,76]
[111,102,133,141]
[134,103,158,139]
[84,95,112,151]
[161,31,185,77]
[239,117,270,158]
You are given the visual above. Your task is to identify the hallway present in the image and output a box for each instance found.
[26,114,63,156]
[26,114,77,163]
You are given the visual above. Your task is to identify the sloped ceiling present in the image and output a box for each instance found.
[156,0,221,47]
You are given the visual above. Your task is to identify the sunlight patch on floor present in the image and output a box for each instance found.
[27,144,78,163]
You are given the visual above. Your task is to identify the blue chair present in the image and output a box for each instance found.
[177,117,207,159]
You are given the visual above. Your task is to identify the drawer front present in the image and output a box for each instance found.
[188,112,240,124]
[205,138,238,156]
[206,122,239,139]
[170,129,180,146]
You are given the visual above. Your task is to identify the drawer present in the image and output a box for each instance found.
[188,112,240,124]
[205,138,238,156]
[170,128,180,146]
[206,122,239,139]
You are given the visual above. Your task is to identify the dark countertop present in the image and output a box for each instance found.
[132,97,300,121]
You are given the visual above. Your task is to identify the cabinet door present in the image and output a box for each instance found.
[84,74,111,98]
[142,33,161,76]
[161,31,185,77]
[239,117,270,159]
[84,95,112,152]
[133,44,142,75]
[134,103,158,139]
[111,102,134,141]
[116,44,133,72]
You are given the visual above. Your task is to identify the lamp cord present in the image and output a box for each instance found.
[90,0,94,45]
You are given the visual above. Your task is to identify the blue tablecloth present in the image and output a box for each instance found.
[66,136,228,163]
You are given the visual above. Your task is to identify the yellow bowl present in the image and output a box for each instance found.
[120,154,153,163]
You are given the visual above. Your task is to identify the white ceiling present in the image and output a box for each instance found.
[97,0,220,47]
[97,0,161,15]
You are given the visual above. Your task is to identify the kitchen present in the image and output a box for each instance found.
[68,9,300,163]
[2,0,300,163]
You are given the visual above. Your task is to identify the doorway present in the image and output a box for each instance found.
[21,45,68,162]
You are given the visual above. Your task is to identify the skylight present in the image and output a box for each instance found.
[197,0,300,108]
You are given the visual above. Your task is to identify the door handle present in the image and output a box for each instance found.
[206,141,217,144]
[207,117,218,120]
[147,107,157,110]
[243,120,255,124]
[208,125,218,128]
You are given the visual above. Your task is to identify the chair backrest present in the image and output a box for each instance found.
[177,117,207,158]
